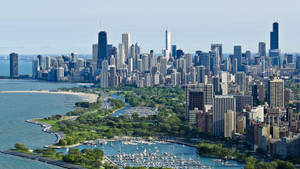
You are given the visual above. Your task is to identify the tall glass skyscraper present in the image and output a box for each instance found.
[270,22,279,50]
[97,31,108,70]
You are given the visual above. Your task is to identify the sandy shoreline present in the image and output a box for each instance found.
[0,90,98,103]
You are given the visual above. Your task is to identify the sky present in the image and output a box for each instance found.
[0,0,300,55]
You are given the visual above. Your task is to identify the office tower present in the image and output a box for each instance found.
[213,95,236,136]
[117,43,125,70]
[199,52,210,69]
[92,44,98,65]
[32,58,40,79]
[97,31,108,70]
[204,84,214,106]
[297,56,300,71]
[196,66,205,84]
[270,22,279,50]
[212,76,220,94]
[190,67,196,84]
[149,50,156,70]
[234,45,242,71]
[137,59,143,72]
[128,57,133,73]
[268,77,284,108]
[56,67,64,81]
[285,54,293,64]
[212,48,221,75]
[135,42,141,56]
[171,45,177,58]
[252,83,259,103]
[109,65,117,87]
[9,53,18,77]
[232,58,238,74]
[258,42,266,57]
[211,44,223,62]
[160,57,167,75]
[245,50,251,65]
[165,29,171,60]
[235,72,247,93]
[71,52,78,62]
[100,60,109,88]
[130,44,135,58]
[258,82,265,103]
[185,54,193,71]
[224,110,236,138]
[176,49,184,59]
[270,22,280,67]
[122,33,130,60]
[142,54,149,72]
[37,55,43,70]
[44,56,50,70]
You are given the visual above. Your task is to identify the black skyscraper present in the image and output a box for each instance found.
[97,31,108,69]
[10,52,18,77]
[270,22,279,50]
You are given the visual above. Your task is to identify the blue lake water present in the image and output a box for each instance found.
[0,79,80,169]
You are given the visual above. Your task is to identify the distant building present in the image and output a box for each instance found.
[97,31,108,70]
[122,33,130,60]
[235,72,247,93]
[258,42,266,57]
[267,77,284,108]
[9,52,18,77]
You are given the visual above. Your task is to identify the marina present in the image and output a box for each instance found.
[66,140,244,169]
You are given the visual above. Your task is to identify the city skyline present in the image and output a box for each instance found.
[1,0,300,54]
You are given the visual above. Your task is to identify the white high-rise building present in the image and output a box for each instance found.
[122,33,130,60]
[213,95,236,137]
[165,29,171,60]
[117,43,125,70]
[224,110,236,138]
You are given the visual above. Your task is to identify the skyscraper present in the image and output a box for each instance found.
[267,77,284,108]
[211,44,223,62]
[122,33,130,60]
[171,45,177,58]
[270,22,279,50]
[235,72,247,93]
[258,42,266,57]
[9,52,18,77]
[37,55,43,70]
[213,95,236,136]
[92,44,98,65]
[234,45,242,71]
[165,29,171,60]
[97,31,108,70]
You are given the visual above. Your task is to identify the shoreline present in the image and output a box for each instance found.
[26,119,64,146]
[0,90,98,103]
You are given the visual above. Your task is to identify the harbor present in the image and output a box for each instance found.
[64,139,244,169]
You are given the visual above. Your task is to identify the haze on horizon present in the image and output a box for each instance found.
[0,0,299,55]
